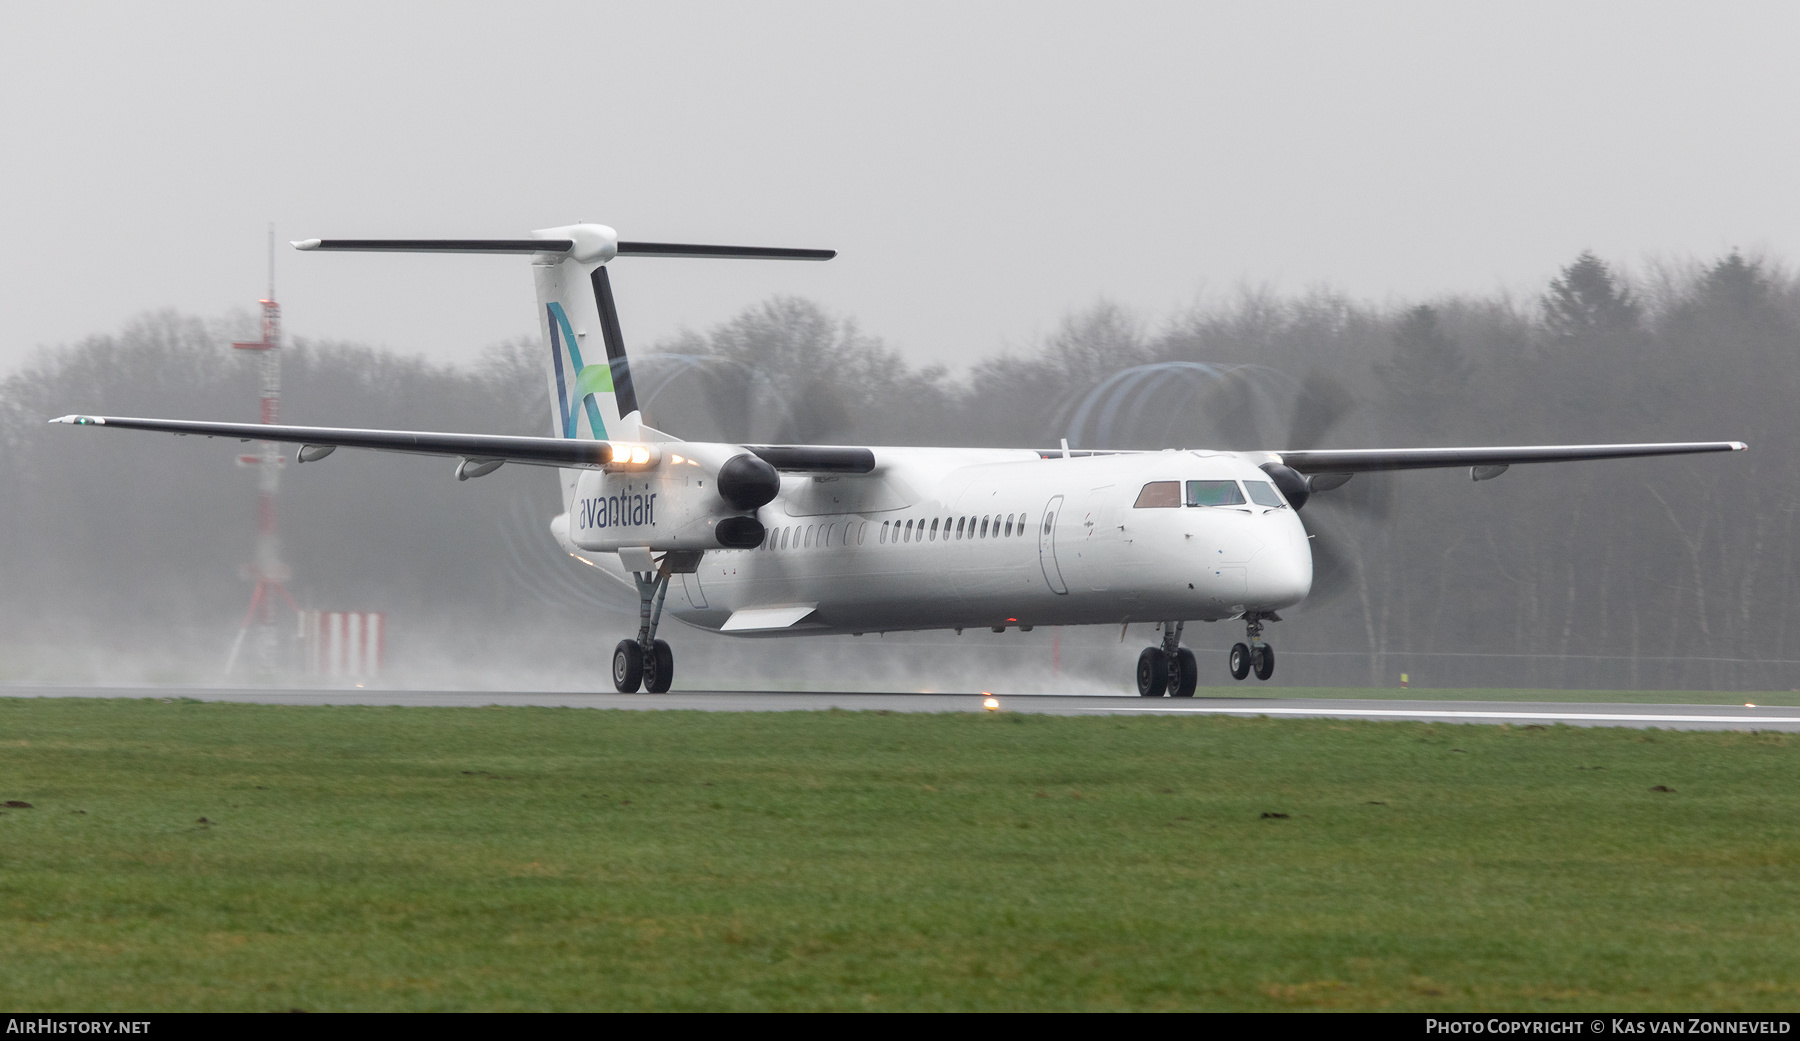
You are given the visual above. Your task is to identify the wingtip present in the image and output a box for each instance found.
[48,414,100,425]
[1732,441,1749,451]
[291,239,322,251]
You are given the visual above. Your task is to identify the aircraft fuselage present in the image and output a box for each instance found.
[559,446,1312,636]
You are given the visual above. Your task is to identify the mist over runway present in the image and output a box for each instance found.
[6,686,1798,732]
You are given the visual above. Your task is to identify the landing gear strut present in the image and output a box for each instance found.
[1136,621,1198,698]
[1228,613,1275,682]
[614,568,674,693]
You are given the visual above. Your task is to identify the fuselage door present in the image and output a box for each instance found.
[1039,494,1068,595]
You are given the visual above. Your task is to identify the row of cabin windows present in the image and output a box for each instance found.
[752,513,1032,550]
[752,484,1273,552]
[1133,479,1286,509]
[758,521,869,550]
[881,513,1030,544]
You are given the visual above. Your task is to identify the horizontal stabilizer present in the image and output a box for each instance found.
[1276,441,1746,473]
[292,237,834,261]
[49,415,613,469]
[293,239,570,254]
[616,242,835,261]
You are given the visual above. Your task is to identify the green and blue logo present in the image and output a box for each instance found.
[548,302,610,440]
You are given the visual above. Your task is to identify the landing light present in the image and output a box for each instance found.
[983,695,1000,712]
[605,442,662,471]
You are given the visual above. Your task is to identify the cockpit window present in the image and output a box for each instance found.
[1185,480,1246,507]
[1133,481,1181,508]
[1243,480,1285,508]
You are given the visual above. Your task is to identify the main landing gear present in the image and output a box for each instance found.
[1228,613,1275,683]
[614,568,674,693]
[1136,621,1199,698]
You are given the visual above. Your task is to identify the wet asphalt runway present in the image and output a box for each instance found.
[5,685,1799,731]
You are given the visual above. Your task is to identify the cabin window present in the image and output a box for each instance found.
[1018,513,1028,535]
[1186,480,1247,507]
[825,523,836,547]
[858,522,867,545]
[880,521,888,543]
[956,517,966,539]
[904,519,913,542]
[1244,480,1285,508]
[1134,481,1181,508]
[1003,514,1014,537]
[1043,512,1054,534]
[928,518,939,541]
[977,516,987,538]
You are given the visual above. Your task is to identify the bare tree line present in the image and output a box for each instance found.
[2,250,1795,689]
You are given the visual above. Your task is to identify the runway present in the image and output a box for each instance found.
[5,685,1798,731]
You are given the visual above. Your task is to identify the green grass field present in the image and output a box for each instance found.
[2,697,1798,1011]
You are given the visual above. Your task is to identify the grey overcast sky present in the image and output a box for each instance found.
[2,1,1796,375]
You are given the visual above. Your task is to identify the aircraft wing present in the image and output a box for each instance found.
[1275,441,1746,474]
[49,415,880,475]
[48,415,613,468]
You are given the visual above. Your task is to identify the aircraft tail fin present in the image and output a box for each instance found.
[529,225,641,446]
[293,225,834,503]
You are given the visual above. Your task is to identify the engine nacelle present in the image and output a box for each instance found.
[1259,462,1311,510]
[566,441,773,552]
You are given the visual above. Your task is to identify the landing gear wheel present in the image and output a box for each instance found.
[612,640,643,693]
[1228,643,1252,681]
[644,639,675,694]
[1171,648,1198,697]
[1253,645,1275,681]
[1136,647,1169,697]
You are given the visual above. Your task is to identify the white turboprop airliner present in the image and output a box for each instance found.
[54,225,1747,695]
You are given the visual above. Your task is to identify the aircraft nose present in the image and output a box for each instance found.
[1247,528,1312,608]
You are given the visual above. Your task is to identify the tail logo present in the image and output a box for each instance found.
[547,302,609,440]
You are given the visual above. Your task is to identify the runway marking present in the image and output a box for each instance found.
[1087,705,1800,725]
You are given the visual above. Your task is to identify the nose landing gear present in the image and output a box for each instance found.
[1136,622,1199,698]
[1228,613,1275,682]
[613,566,675,693]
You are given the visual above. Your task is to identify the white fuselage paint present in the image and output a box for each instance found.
[558,446,1312,637]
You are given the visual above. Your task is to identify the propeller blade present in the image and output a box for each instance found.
[1299,516,1357,608]
[1287,370,1356,450]
[1326,469,1395,522]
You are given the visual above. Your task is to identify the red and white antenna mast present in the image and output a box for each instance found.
[225,225,298,675]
